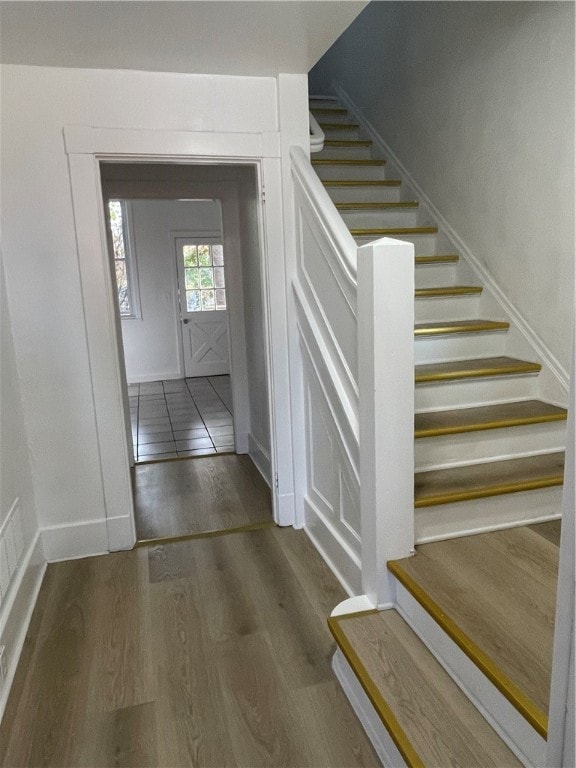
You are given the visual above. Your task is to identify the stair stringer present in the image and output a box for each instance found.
[331,81,568,408]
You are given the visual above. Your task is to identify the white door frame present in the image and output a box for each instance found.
[65,126,294,549]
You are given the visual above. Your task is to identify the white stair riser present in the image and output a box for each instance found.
[322,127,362,140]
[414,332,508,364]
[415,485,562,544]
[415,421,567,471]
[326,185,402,204]
[340,207,420,229]
[415,295,481,322]
[332,650,408,767]
[415,375,540,411]
[393,580,547,767]
[319,146,374,160]
[310,111,353,124]
[314,164,388,181]
[355,232,439,253]
[415,264,459,288]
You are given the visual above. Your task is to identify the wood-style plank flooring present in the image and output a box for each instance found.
[0,527,380,768]
[133,454,272,542]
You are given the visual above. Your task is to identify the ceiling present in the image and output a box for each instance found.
[0,1,368,76]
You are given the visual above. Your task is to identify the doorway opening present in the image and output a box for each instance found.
[99,161,274,541]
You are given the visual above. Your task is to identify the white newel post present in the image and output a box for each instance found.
[357,237,415,607]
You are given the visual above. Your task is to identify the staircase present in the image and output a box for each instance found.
[309,95,567,766]
[310,95,567,544]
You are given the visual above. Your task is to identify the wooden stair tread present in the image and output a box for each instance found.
[414,319,509,336]
[318,122,360,130]
[416,285,482,298]
[312,158,386,166]
[324,139,372,147]
[416,356,542,383]
[416,254,459,265]
[322,179,401,186]
[388,525,560,735]
[415,400,567,438]
[414,451,564,507]
[329,609,522,767]
[310,106,348,114]
[351,226,438,236]
[336,201,418,210]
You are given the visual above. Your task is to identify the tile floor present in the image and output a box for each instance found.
[128,375,234,462]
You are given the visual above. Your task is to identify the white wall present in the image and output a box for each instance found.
[237,172,272,479]
[0,259,46,718]
[1,64,279,549]
[119,199,222,382]
[310,1,575,372]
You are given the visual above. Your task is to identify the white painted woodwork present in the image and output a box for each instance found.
[357,237,415,607]
[0,266,46,720]
[546,342,576,767]
[326,185,402,204]
[332,649,408,767]
[415,420,567,472]
[415,486,563,545]
[414,330,507,364]
[415,374,540,412]
[313,163,388,182]
[393,580,546,767]
[339,207,420,229]
[415,294,481,322]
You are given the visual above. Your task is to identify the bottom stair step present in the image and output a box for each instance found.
[388,524,559,739]
[329,609,522,767]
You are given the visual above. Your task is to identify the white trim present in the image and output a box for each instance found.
[0,533,46,721]
[304,497,361,597]
[41,518,109,562]
[64,126,281,159]
[65,125,295,548]
[333,82,569,394]
[330,594,377,617]
[332,649,407,767]
[309,111,325,153]
[546,344,576,766]
[248,433,271,487]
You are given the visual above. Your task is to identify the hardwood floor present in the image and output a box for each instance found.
[133,454,273,542]
[0,527,380,768]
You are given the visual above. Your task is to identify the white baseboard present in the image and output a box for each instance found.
[41,518,108,562]
[0,532,46,721]
[332,649,400,767]
[248,433,271,487]
[106,515,136,552]
[127,372,182,384]
[304,498,361,597]
[332,81,569,397]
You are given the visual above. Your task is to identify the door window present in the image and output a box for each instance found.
[182,243,226,312]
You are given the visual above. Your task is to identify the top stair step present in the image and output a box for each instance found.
[329,608,522,767]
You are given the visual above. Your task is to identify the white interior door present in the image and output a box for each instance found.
[175,237,231,377]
